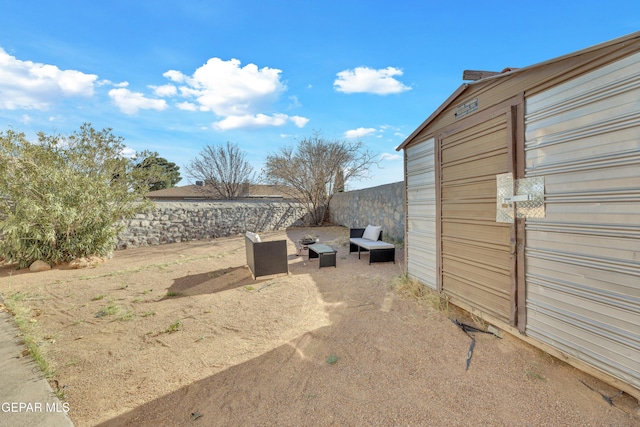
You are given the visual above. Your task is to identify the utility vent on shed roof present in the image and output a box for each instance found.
[462,67,519,81]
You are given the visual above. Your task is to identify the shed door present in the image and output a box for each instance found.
[436,104,519,325]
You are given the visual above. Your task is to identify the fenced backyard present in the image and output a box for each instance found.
[1,226,637,426]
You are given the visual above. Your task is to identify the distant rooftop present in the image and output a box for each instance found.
[145,183,298,201]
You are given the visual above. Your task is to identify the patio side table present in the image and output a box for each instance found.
[308,244,337,269]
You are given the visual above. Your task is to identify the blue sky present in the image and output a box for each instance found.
[1,1,638,189]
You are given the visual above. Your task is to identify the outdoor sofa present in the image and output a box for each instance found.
[245,232,288,279]
[349,225,396,264]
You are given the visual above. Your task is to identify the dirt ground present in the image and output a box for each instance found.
[0,226,638,427]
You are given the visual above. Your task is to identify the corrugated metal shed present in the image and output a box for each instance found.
[524,50,640,393]
[398,31,640,400]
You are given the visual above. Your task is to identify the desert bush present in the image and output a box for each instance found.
[392,273,450,313]
[0,124,163,268]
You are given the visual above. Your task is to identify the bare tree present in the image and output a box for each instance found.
[186,142,255,199]
[263,132,377,225]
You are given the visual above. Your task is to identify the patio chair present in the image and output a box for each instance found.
[245,231,289,279]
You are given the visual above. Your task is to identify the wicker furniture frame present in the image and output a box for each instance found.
[245,235,288,279]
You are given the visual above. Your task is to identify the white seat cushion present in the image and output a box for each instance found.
[350,238,394,250]
[362,224,382,241]
[245,232,262,243]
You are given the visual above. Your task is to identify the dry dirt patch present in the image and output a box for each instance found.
[0,226,638,426]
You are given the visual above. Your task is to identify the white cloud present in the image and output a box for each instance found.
[108,88,168,115]
[288,95,301,109]
[181,58,285,116]
[290,115,310,128]
[334,66,411,95]
[213,113,295,131]
[151,84,177,97]
[0,47,98,110]
[163,69,186,83]
[120,146,137,158]
[176,101,198,111]
[345,127,377,139]
[164,57,307,130]
[96,80,128,89]
[380,152,402,161]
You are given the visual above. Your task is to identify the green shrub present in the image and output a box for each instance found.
[0,124,164,268]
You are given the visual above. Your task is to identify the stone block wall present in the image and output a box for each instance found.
[329,181,405,242]
[117,200,308,249]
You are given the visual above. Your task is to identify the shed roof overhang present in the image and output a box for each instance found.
[395,30,640,152]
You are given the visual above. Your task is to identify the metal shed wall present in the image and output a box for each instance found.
[524,52,640,391]
[406,140,437,289]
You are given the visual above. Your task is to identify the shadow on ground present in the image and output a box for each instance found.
[163,266,257,298]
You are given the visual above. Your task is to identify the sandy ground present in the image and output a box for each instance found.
[0,226,638,427]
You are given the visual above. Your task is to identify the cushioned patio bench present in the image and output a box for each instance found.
[349,225,395,264]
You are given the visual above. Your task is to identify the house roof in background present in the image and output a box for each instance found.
[145,184,297,200]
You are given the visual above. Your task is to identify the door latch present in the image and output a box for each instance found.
[496,173,545,223]
[503,194,532,204]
